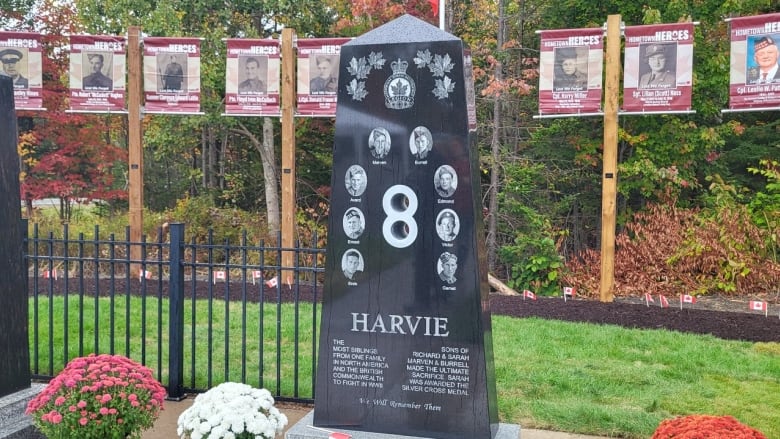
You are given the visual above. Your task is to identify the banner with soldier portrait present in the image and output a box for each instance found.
[143,37,201,114]
[296,38,351,116]
[69,35,126,112]
[622,23,694,113]
[728,13,780,111]
[224,38,280,116]
[0,31,43,110]
[538,28,603,116]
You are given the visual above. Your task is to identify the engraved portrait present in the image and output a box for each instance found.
[344,165,367,197]
[436,209,459,242]
[342,207,365,240]
[369,127,391,159]
[409,126,432,159]
[434,165,458,198]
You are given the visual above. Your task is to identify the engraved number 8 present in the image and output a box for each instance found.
[382,185,418,248]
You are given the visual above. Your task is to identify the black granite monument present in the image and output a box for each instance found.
[0,75,31,397]
[314,15,498,439]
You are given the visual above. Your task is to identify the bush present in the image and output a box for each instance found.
[564,201,780,297]
[651,414,767,439]
[26,354,166,439]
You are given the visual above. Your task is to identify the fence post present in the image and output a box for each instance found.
[167,223,185,400]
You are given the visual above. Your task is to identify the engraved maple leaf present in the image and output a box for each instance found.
[347,57,371,79]
[433,76,455,99]
[368,51,386,69]
[430,54,454,77]
[391,79,408,96]
[347,79,368,101]
[414,49,433,68]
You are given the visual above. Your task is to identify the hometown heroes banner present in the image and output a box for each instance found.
[69,35,127,112]
[538,28,603,116]
[728,12,780,111]
[622,23,694,113]
[224,39,281,116]
[143,37,202,114]
[0,31,44,110]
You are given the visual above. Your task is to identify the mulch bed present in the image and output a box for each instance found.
[30,278,780,343]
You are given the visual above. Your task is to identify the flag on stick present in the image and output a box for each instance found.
[265,276,278,289]
[659,294,669,308]
[286,274,293,290]
[43,269,58,280]
[523,290,536,300]
[680,294,696,309]
[644,293,654,307]
[139,270,151,280]
[213,270,226,284]
[749,300,768,317]
[562,286,576,302]
[251,270,262,285]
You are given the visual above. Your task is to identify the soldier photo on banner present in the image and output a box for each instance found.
[158,53,186,92]
[82,52,113,91]
[552,47,587,91]
[746,34,780,84]
[638,43,677,89]
[0,47,28,89]
[237,56,267,94]
[309,55,339,94]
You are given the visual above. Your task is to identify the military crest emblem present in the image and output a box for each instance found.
[384,59,415,109]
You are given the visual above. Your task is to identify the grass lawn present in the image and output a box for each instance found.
[30,297,780,438]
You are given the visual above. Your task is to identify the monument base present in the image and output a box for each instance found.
[0,384,45,439]
[286,411,520,439]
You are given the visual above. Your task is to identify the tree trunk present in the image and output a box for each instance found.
[233,118,280,235]
[486,0,506,272]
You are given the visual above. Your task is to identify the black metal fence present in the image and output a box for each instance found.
[25,220,325,403]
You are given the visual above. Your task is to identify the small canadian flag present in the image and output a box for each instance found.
[139,270,151,280]
[563,286,575,302]
[681,294,696,304]
[265,276,278,289]
[659,294,670,308]
[523,290,537,300]
[644,293,654,306]
[749,300,768,317]
[213,271,226,284]
[750,301,767,311]
[43,269,58,280]
[251,270,262,285]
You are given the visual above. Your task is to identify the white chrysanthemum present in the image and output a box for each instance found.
[198,421,212,434]
[177,382,286,439]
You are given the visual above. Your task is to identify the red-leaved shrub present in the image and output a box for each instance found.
[651,414,767,439]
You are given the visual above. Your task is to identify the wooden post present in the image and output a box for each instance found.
[599,15,621,302]
[128,27,143,275]
[281,29,296,273]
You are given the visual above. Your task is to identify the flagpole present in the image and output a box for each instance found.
[439,0,445,30]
